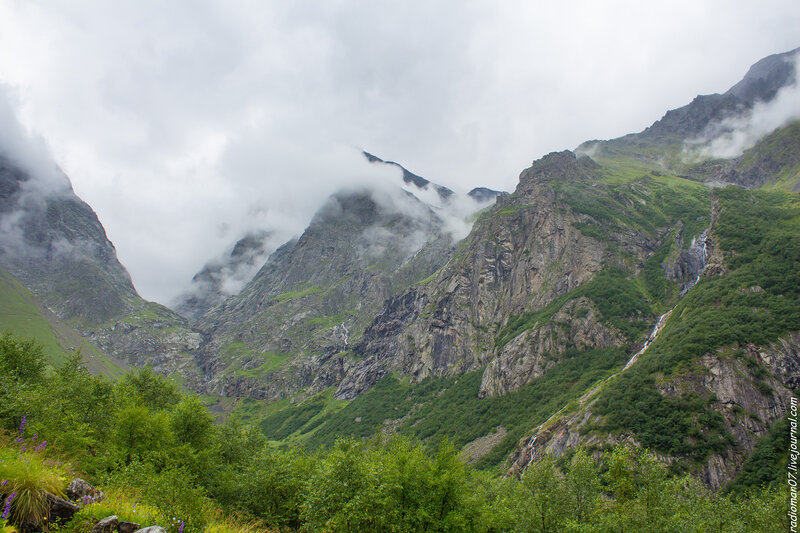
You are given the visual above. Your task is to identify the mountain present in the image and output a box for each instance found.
[0,151,204,386]
[0,48,797,493]
[362,151,455,201]
[174,230,276,321]
[195,187,462,400]
[578,47,800,190]
[237,48,799,490]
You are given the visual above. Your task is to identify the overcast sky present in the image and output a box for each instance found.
[0,1,799,304]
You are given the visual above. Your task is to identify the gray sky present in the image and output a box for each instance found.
[1,0,799,304]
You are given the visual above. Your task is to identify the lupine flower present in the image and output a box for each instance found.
[2,492,17,520]
[178,520,184,533]
[18,416,25,435]
[1,480,6,486]
[34,441,47,452]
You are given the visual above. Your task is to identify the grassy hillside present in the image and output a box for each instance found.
[593,187,800,460]
[0,332,787,532]
[0,268,128,379]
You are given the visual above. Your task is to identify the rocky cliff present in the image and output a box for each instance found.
[0,152,203,383]
[194,186,460,399]
[505,184,800,489]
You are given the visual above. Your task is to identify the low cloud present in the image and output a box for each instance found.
[1,2,799,304]
[0,86,70,197]
[687,54,800,159]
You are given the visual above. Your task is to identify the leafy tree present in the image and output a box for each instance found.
[564,448,601,525]
[117,365,181,410]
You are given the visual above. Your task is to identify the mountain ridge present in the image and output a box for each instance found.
[0,47,797,490]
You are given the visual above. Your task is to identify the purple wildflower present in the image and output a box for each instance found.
[2,492,17,520]
[18,416,25,435]
[34,441,47,452]
[178,520,184,533]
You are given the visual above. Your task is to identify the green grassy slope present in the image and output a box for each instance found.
[593,187,800,461]
[0,268,128,378]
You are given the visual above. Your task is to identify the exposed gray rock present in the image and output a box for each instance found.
[506,331,800,489]
[46,493,80,523]
[66,478,105,504]
[118,521,141,533]
[480,298,624,397]
[339,151,646,400]
[90,515,118,533]
[133,527,167,533]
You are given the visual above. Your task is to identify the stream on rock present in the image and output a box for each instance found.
[515,228,710,472]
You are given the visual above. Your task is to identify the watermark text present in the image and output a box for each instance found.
[790,397,797,532]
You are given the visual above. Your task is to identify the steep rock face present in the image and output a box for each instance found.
[196,187,456,399]
[174,230,274,321]
[0,153,202,380]
[506,334,798,490]
[479,298,624,397]
[506,183,799,488]
[0,155,138,325]
[338,151,654,399]
[664,226,708,292]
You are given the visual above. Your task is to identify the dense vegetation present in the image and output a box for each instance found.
[594,187,800,460]
[0,332,788,532]
[294,347,628,470]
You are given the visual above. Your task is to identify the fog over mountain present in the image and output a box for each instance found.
[1,1,799,303]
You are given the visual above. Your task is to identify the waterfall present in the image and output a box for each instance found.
[524,435,537,470]
[623,309,673,370]
[339,321,350,349]
[517,226,711,475]
[681,229,708,295]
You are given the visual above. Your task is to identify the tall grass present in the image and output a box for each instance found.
[0,437,66,529]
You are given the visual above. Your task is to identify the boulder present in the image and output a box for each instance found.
[66,478,105,504]
[118,521,141,533]
[133,527,167,533]
[90,515,118,533]
[46,493,80,522]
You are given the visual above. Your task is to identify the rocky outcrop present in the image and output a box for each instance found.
[118,521,141,533]
[196,186,456,399]
[337,151,656,399]
[479,298,623,397]
[46,493,80,523]
[664,227,708,293]
[90,515,118,533]
[506,331,800,489]
[65,477,105,504]
[88,308,205,389]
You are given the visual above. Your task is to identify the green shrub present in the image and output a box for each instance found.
[0,443,66,528]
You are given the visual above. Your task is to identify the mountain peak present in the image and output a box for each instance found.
[362,151,454,200]
[725,46,799,103]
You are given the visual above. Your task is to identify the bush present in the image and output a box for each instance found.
[0,441,66,528]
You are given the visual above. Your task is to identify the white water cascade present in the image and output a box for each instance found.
[517,228,711,473]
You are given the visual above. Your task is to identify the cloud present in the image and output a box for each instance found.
[688,54,800,159]
[0,1,799,303]
[0,86,70,197]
